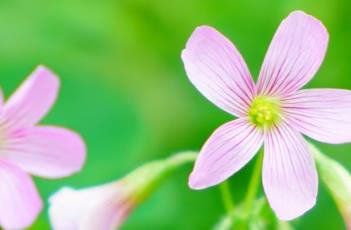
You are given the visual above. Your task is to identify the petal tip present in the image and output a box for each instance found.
[193,25,215,33]
[13,197,43,229]
[0,162,43,229]
[287,10,329,38]
[273,191,317,221]
[33,65,60,88]
[288,10,308,17]
[63,130,87,176]
[185,25,218,49]
[188,173,207,190]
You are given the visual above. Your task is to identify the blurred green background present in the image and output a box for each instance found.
[0,0,350,229]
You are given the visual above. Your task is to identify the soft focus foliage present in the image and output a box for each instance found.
[0,0,350,229]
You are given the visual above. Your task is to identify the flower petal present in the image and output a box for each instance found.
[49,184,130,230]
[257,11,329,96]
[1,66,60,130]
[263,123,317,220]
[181,26,256,117]
[189,118,263,189]
[81,201,131,230]
[282,89,351,144]
[2,126,86,178]
[0,87,4,109]
[0,160,42,229]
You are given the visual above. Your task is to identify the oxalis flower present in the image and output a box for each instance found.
[182,11,351,220]
[0,66,86,229]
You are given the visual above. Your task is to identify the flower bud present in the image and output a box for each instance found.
[49,151,197,230]
[309,143,351,229]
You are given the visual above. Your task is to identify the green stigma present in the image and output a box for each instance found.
[248,96,281,129]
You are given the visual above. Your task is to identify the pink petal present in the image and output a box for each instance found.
[263,123,318,220]
[49,184,131,230]
[1,66,60,130]
[0,88,4,109]
[257,11,329,96]
[282,89,351,144]
[81,201,131,230]
[1,126,86,178]
[189,118,263,189]
[0,160,42,229]
[181,26,256,117]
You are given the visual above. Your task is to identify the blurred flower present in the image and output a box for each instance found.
[182,11,351,220]
[49,152,197,230]
[0,66,86,229]
[310,143,351,229]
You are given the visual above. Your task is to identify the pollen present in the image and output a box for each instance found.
[248,96,281,129]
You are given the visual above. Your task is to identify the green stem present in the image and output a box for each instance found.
[219,180,235,214]
[165,151,198,170]
[243,149,264,217]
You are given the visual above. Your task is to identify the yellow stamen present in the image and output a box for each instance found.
[248,96,281,129]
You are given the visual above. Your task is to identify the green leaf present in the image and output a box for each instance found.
[309,143,351,229]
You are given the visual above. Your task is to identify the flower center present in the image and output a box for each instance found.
[248,96,281,129]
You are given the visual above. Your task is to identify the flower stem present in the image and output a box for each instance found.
[166,151,198,169]
[243,149,264,217]
[219,180,235,214]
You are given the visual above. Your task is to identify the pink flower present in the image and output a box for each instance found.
[0,66,86,229]
[49,183,132,230]
[181,11,351,220]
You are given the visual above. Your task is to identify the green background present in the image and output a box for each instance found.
[0,0,350,229]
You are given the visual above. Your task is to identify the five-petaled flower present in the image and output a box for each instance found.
[0,66,86,229]
[182,11,351,220]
